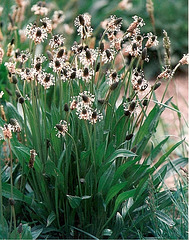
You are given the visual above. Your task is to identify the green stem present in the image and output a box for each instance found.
[84,121,97,187]
[44,89,47,161]
[66,132,82,196]
[8,139,16,233]
[55,178,60,228]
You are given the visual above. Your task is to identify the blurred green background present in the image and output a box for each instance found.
[0,0,188,78]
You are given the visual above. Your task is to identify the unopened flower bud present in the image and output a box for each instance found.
[96,62,100,72]
[131,145,137,153]
[99,42,104,53]
[124,110,130,116]
[15,90,21,98]
[152,82,161,91]
[110,81,119,90]
[79,15,85,26]
[18,97,25,104]
[125,133,133,141]
[12,75,18,84]
[129,102,136,111]
[64,103,69,112]
[143,99,148,106]
[142,47,147,60]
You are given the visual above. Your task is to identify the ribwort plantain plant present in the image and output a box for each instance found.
[0,1,188,239]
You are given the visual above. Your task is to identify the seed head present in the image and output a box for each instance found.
[28,149,37,168]
[125,133,133,141]
[55,120,68,137]
[64,103,69,112]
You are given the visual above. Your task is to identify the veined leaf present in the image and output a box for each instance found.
[10,224,32,239]
[122,197,134,218]
[70,226,99,240]
[133,100,172,156]
[45,160,64,185]
[67,195,91,209]
[156,157,188,180]
[144,137,169,164]
[0,216,8,239]
[5,102,23,125]
[153,139,184,171]
[111,189,136,218]
[155,210,175,226]
[67,195,82,208]
[98,162,115,194]
[95,142,106,166]
[2,182,32,205]
[106,149,137,164]
[31,225,43,240]
[111,212,124,238]
[105,181,128,205]
[153,166,167,189]
[113,157,139,183]
[171,102,181,119]
[46,211,56,227]
[10,140,41,172]
[102,229,112,237]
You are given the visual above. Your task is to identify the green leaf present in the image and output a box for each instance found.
[98,162,115,194]
[102,229,112,237]
[111,212,124,238]
[106,149,137,164]
[46,211,56,227]
[57,149,66,170]
[31,225,43,239]
[0,216,8,239]
[155,210,175,226]
[10,224,33,239]
[153,166,167,189]
[171,102,181,119]
[94,142,106,166]
[70,226,99,240]
[144,137,169,164]
[105,181,128,205]
[11,140,41,172]
[121,197,134,218]
[157,157,188,180]
[113,157,139,183]
[111,189,136,218]
[45,160,64,185]
[153,139,184,171]
[2,182,32,205]
[133,101,171,155]
[20,224,33,239]
[134,175,149,201]
[133,104,162,144]
[5,102,23,124]
[67,195,91,209]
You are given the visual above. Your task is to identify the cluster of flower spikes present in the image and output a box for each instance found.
[70,91,103,124]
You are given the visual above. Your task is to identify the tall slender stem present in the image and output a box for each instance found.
[84,121,97,186]
[8,139,16,233]
[66,132,82,196]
